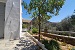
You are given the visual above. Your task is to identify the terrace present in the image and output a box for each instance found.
[0,0,75,50]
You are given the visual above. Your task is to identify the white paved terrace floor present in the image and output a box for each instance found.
[0,32,38,50]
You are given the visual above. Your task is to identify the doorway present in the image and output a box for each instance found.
[0,2,5,38]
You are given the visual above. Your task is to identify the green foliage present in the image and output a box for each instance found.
[49,40,61,50]
[42,39,49,44]
[22,0,65,20]
[56,10,75,31]
[22,0,65,41]
[71,14,75,25]
[71,48,75,50]
[61,17,72,31]
[32,28,38,33]
[42,40,61,50]
[56,23,63,31]
[22,24,28,28]
[22,24,26,28]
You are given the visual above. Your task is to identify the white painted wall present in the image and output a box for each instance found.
[4,0,22,39]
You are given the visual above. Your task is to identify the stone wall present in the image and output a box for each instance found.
[4,0,22,39]
[41,33,75,45]
[0,2,5,38]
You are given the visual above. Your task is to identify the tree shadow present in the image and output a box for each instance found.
[21,45,39,50]
[16,39,39,50]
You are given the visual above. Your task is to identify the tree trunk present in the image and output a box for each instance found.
[38,8,41,41]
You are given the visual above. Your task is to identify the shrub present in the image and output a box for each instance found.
[22,24,28,28]
[71,48,75,50]
[32,28,38,33]
[42,40,61,50]
[22,24,25,28]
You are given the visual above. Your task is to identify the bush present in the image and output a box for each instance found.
[22,24,28,28]
[22,24,25,28]
[49,40,61,50]
[32,28,38,33]
[42,40,61,50]
[71,48,75,50]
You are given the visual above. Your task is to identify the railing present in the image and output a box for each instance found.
[26,32,47,50]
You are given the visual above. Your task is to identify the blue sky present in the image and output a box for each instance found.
[22,0,75,22]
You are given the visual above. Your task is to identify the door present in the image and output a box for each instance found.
[0,2,5,38]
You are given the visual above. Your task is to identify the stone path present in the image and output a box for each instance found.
[0,39,19,50]
[17,32,38,50]
[0,32,38,50]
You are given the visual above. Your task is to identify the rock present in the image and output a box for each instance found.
[13,47,19,50]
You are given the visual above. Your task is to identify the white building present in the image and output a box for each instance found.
[0,0,22,39]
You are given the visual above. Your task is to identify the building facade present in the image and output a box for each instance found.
[0,0,22,39]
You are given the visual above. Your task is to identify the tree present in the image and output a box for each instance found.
[22,0,65,41]
[56,22,63,31]
[71,10,75,25]
[59,10,75,31]
[60,17,72,31]
[57,15,75,31]
[70,10,75,31]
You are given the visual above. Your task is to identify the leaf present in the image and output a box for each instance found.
[22,1,27,9]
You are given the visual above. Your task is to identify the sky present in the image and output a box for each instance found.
[22,0,75,22]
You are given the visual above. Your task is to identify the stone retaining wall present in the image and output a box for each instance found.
[41,33,75,46]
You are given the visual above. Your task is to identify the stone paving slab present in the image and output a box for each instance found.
[0,39,19,50]
[0,32,38,50]
[16,32,38,50]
